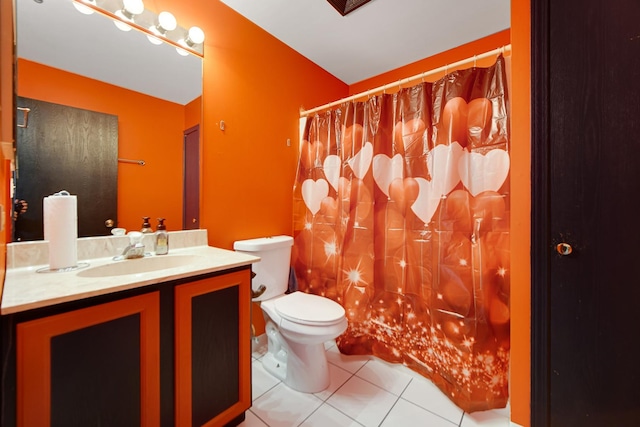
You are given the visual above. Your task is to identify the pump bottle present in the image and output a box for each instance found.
[141,217,153,234]
[154,218,169,255]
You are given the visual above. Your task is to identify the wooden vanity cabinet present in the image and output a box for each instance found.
[175,269,252,427]
[2,266,252,427]
[17,292,161,427]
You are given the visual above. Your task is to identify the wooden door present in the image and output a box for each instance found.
[531,0,640,425]
[183,125,200,230]
[14,97,118,241]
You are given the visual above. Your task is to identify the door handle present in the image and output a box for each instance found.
[556,243,573,256]
[17,107,30,128]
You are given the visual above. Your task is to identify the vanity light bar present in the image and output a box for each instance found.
[71,0,204,57]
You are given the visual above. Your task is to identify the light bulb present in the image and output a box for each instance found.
[147,34,163,45]
[187,26,205,45]
[123,0,144,15]
[113,0,145,32]
[157,12,177,32]
[146,11,176,45]
[72,0,96,15]
[114,11,133,31]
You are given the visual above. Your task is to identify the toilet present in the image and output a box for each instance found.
[234,235,347,393]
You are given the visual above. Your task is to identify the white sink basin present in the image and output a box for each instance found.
[77,255,202,277]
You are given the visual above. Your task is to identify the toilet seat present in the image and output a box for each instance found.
[273,292,345,326]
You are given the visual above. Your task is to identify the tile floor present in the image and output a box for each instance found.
[240,337,513,427]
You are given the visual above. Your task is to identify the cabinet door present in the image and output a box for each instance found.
[175,270,251,427]
[17,292,160,427]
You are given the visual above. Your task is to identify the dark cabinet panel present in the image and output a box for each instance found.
[16,292,160,427]
[51,314,141,427]
[175,270,251,427]
[191,286,239,425]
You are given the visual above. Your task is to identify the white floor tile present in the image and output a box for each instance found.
[251,383,324,427]
[400,377,464,425]
[324,340,337,350]
[326,346,370,374]
[326,375,398,427]
[251,359,281,401]
[238,410,269,427]
[355,359,413,396]
[381,398,458,427]
[460,410,511,427]
[247,337,515,427]
[300,404,365,427]
[314,363,354,401]
[491,402,510,419]
[252,335,268,359]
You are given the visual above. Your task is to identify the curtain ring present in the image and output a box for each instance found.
[445,64,449,76]
[473,55,477,68]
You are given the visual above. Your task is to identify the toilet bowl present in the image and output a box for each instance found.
[234,235,347,393]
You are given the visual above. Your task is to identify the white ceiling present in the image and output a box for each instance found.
[17,0,202,105]
[220,0,511,85]
[17,0,511,104]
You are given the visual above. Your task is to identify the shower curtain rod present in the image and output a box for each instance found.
[299,44,512,117]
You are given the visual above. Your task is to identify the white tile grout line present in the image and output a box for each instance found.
[248,408,270,427]
[376,378,411,427]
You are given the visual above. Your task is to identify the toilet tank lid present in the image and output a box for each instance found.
[233,235,293,252]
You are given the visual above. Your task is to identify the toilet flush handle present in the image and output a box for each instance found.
[250,271,267,299]
[252,285,267,299]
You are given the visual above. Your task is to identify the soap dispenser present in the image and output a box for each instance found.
[141,217,153,234]
[154,218,169,255]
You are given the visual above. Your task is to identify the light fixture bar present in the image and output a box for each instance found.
[72,0,204,57]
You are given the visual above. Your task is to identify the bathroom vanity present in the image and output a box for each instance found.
[0,230,259,427]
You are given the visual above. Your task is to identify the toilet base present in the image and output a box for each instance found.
[262,321,332,393]
[262,351,287,382]
[282,340,330,393]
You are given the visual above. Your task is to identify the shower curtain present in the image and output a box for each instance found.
[292,56,510,412]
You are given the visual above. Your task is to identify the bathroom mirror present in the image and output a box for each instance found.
[14,0,202,241]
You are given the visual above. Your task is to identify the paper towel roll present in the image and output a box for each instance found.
[44,191,78,270]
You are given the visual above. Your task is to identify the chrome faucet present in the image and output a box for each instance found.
[119,242,145,259]
[114,231,146,260]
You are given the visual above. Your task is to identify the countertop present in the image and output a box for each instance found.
[2,244,260,315]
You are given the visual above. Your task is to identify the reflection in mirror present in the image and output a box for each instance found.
[15,0,203,241]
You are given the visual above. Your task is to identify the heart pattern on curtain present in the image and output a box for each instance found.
[292,56,510,412]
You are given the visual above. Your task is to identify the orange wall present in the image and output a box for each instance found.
[185,96,202,131]
[151,0,349,250]
[508,0,531,425]
[17,59,188,233]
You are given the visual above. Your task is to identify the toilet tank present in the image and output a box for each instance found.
[233,235,294,301]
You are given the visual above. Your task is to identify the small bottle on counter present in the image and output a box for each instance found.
[141,216,153,233]
[154,218,169,255]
